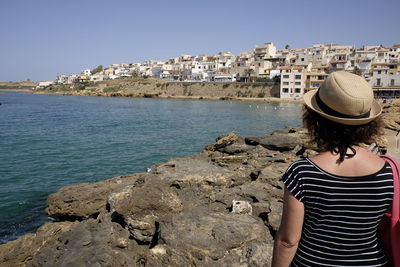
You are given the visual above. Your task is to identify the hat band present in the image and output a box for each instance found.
[316,90,371,119]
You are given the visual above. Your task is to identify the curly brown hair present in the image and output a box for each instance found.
[302,105,384,163]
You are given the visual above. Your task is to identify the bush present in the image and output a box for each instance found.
[103,87,119,93]
[257,91,266,98]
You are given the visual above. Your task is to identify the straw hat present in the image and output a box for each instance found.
[303,71,382,125]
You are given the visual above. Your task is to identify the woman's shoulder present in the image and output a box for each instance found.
[284,159,315,175]
[308,148,387,177]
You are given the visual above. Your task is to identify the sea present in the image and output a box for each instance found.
[0,91,302,244]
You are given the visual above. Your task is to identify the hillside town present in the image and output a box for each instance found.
[38,42,400,99]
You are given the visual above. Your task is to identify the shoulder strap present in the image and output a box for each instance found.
[380,155,400,220]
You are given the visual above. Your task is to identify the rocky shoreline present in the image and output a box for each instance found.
[0,127,314,266]
[0,102,399,267]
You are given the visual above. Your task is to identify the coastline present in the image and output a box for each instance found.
[0,126,309,266]
[0,89,33,92]
[31,89,301,103]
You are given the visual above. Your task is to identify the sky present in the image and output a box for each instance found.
[0,0,399,81]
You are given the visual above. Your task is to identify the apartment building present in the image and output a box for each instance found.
[304,72,328,92]
[254,42,277,60]
[279,66,304,99]
[370,63,400,98]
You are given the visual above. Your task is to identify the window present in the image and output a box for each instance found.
[376,78,381,86]
[301,58,305,61]
[283,75,289,79]
[295,82,301,85]
[295,75,302,80]
[312,82,320,87]
[391,79,395,86]
[378,70,381,74]
[318,76,325,80]
[295,88,301,93]
[283,82,289,85]
[283,88,289,93]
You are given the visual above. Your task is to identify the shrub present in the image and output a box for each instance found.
[257,91,266,98]
[103,87,119,93]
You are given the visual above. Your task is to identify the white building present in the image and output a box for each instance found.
[280,66,304,99]
[369,63,400,87]
[81,69,91,76]
[254,42,277,60]
[35,80,54,89]
[90,72,104,82]
[55,75,68,84]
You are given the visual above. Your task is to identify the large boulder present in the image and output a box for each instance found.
[28,215,138,267]
[108,175,183,244]
[0,221,78,267]
[46,174,142,220]
[157,212,273,265]
[245,134,302,151]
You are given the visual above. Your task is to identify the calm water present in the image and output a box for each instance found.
[0,91,302,244]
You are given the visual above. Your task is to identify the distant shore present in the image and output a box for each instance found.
[32,89,301,103]
[0,88,33,92]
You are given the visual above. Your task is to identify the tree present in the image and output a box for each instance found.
[285,44,290,50]
[353,66,362,76]
[243,68,255,82]
[91,65,103,75]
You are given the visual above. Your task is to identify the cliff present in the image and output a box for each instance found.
[35,78,281,100]
[0,127,313,267]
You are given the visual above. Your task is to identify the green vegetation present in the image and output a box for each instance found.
[91,65,103,75]
[103,87,119,93]
[236,89,252,97]
[76,82,88,91]
[353,66,362,76]
[257,91,266,98]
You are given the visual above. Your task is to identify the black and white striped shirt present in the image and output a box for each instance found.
[281,159,393,267]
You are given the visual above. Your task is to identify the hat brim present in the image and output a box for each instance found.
[303,90,382,126]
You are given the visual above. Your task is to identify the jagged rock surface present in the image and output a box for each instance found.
[0,127,314,266]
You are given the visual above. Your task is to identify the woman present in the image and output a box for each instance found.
[272,71,394,266]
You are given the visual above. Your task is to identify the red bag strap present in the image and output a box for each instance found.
[380,155,400,220]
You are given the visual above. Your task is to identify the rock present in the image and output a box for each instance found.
[205,132,244,151]
[158,212,272,264]
[302,149,319,158]
[46,174,142,220]
[245,134,302,151]
[28,215,138,267]
[219,143,255,155]
[268,200,283,235]
[231,200,252,215]
[108,175,182,244]
[0,221,78,267]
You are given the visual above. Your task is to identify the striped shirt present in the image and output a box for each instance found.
[281,159,393,267]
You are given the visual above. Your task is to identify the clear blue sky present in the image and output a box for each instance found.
[1,0,399,81]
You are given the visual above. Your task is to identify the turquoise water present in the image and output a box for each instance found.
[0,91,302,244]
